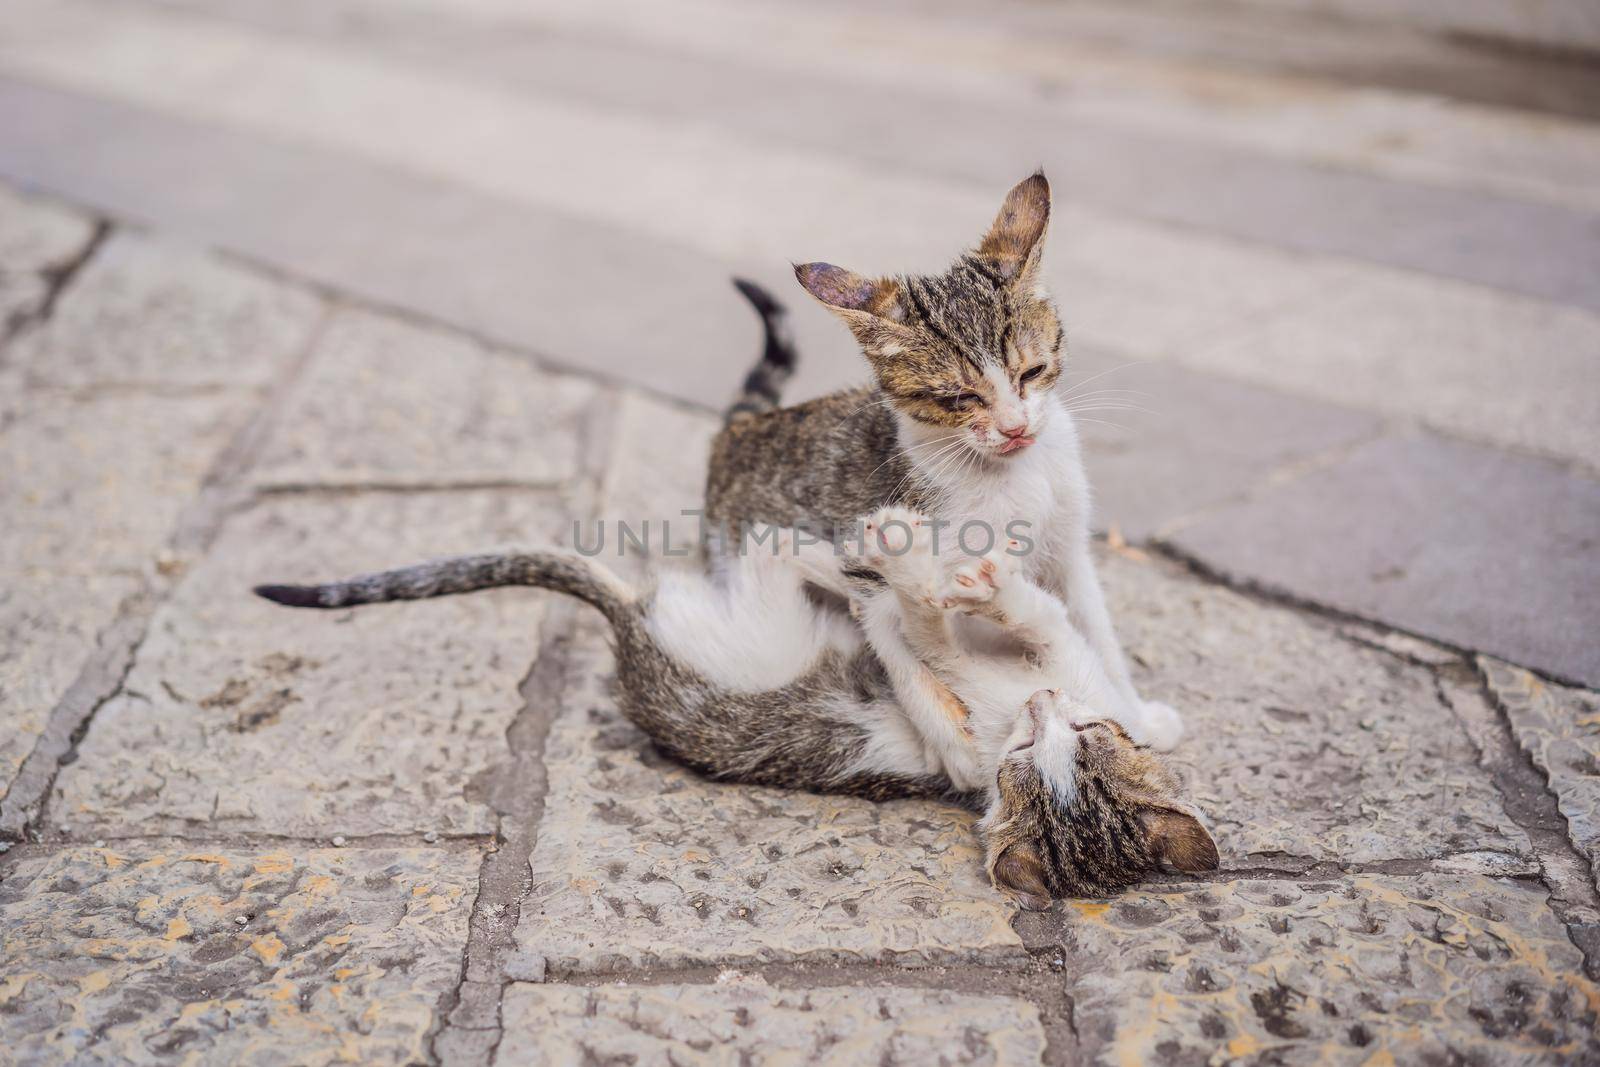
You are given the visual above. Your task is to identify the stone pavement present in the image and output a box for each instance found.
[2,0,1599,1062]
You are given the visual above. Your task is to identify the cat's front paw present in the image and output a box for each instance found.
[858,507,938,591]
[1134,700,1184,752]
[935,554,999,612]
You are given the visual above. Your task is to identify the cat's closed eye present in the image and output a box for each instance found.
[938,392,981,411]
[1018,364,1047,385]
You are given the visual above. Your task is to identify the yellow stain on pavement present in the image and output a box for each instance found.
[164,916,192,940]
[251,933,286,964]
[302,874,336,896]
[1226,1032,1262,1058]
[77,970,113,994]
[253,852,294,876]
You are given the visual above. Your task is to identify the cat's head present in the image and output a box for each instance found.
[980,688,1218,908]
[794,172,1063,459]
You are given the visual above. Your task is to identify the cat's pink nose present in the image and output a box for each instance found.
[999,421,1029,439]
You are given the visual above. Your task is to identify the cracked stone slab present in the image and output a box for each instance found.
[6,230,321,390]
[0,183,96,334]
[515,619,1025,972]
[1166,432,1600,688]
[1481,657,1600,896]
[1048,873,1600,1065]
[0,843,477,1065]
[2,237,322,802]
[50,489,563,838]
[0,394,238,798]
[498,975,1047,1065]
[1101,550,1531,867]
[254,308,599,489]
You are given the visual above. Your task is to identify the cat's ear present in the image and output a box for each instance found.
[976,171,1051,288]
[793,262,905,322]
[1140,805,1219,874]
[990,844,1053,911]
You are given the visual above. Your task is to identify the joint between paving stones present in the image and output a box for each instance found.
[1443,659,1600,978]
[1,302,336,843]
[429,387,621,1067]
[0,216,110,350]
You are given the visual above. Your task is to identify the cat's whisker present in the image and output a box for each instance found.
[1064,402,1155,415]
[862,432,967,483]
[1057,362,1149,402]
[1072,416,1135,432]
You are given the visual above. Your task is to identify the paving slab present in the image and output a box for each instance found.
[0,572,139,801]
[1071,349,1385,540]
[254,308,599,490]
[0,183,95,335]
[498,976,1048,1066]
[1,232,322,803]
[0,842,478,1065]
[594,388,720,583]
[153,0,1600,213]
[0,77,784,410]
[1100,549,1531,867]
[1046,872,1600,1065]
[0,392,232,799]
[1185,270,1600,471]
[1167,432,1600,688]
[50,489,564,838]
[1481,657,1600,897]
[7,230,321,390]
[514,618,1026,973]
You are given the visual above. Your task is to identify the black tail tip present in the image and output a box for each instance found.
[253,583,325,608]
[732,277,785,318]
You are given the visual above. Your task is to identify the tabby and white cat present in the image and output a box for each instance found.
[709,172,1181,752]
[254,511,1217,905]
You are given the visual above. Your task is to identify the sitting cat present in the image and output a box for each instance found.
[708,172,1181,751]
[253,520,1217,906]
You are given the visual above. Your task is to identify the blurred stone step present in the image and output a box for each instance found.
[1166,431,1600,688]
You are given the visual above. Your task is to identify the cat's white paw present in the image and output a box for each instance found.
[859,507,939,591]
[1135,700,1185,752]
[935,555,999,612]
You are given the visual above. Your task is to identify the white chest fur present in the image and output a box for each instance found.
[903,411,1090,580]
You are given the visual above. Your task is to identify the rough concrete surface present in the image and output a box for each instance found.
[51,490,565,839]
[1482,658,1600,898]
[498,977,1048,1066]
[1103,551,1533,868]
[514,621,1026,973]
[0,843,479,1066]
[3,0,1600,1061]
[1050,873,1600,1064]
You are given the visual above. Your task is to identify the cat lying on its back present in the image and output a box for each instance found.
[254,508,1217,907]
[708,172,1181,751]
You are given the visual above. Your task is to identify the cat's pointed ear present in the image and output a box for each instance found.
[976,171,1051,288]
[990,844,1053,911]
[1141,805,1219,874]
[794,262,905,322]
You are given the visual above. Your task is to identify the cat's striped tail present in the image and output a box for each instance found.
[254,549,634,626]
[725,278,797,424]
